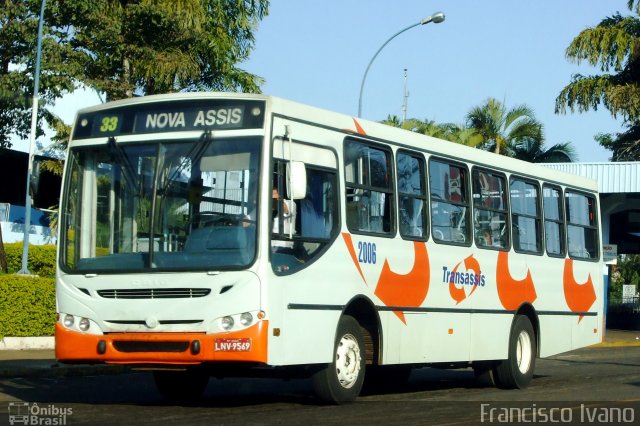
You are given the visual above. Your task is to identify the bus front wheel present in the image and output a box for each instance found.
[153,369,209,402]
[312,315,366,404]
[494,314,536,389]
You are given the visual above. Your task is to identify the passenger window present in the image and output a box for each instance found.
[271,161,338,274]
[543,185,566,257]
[397,151,428,240]
[510,177,542,254]
[429,158,470,245]
[472,169,509,249]
[344,139,394,235]
[566,191,599,260]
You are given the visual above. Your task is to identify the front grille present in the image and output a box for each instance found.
[113,341,190,353]
[97,288,211,299]
[105,320,203,325]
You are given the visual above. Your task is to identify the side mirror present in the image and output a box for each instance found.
[287,161,307,200]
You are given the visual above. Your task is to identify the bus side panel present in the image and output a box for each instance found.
[469,314,512,360]
[570,266,604,350]
[266,246,364,366]
[572,313,601,350]
[272,307,342,366]
[538,316,573,357]
[381,311,471,364]
[370,238,475,364]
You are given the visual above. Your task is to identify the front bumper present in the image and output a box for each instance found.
[55,320,268,365]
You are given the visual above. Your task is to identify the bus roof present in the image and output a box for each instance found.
[73,92,598,192]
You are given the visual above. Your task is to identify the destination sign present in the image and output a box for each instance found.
[133,106,245,133]
[73,99,265,140]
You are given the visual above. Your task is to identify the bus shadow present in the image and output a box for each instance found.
[361,367,480,397]
[0,367,550,408]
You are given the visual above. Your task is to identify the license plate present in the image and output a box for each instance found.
[214,338,251,352]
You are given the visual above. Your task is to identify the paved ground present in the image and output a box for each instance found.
[1,344,639,425]
[0,329,638,379]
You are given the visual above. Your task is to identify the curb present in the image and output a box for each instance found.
[0,337,54,351]
[591,341,640,348]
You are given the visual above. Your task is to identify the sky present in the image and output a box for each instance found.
[14,0,632,162]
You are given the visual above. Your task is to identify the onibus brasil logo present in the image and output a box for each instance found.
[7,402,73,425]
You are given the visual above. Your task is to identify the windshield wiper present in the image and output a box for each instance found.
[107,136,138,195]
[161,129,213,191]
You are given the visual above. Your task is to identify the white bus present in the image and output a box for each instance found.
[56,93,603,403]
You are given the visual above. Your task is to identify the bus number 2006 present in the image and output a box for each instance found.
[357,241,376,264]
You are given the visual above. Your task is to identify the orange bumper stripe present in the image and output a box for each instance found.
[55,320,268,365]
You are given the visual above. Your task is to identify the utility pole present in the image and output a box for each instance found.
[402,68,409,124]
[19,0,47,275]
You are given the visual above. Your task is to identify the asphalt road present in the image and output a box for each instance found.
[0,346,639,425]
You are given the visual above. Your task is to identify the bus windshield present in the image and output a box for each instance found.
[61,135,261,273]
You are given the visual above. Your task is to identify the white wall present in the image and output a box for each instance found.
[1,221,56,245]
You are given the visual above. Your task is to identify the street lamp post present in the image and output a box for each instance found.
[18,0,47,275]
[357,11,445,118]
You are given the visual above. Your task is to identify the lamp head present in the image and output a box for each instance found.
[432,12,445,23]
[421,11,446,25]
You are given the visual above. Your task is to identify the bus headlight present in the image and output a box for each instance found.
[220,316,234,331]
[212,311,263,332]
[239,312,253,326]
[78,318,90,331]
[63,314,75,328]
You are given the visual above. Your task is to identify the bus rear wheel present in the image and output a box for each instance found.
[153,369,209,402]
[312,315,365,404]
[494,315,536,389]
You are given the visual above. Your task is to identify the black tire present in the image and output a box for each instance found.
[153,369,209,402]
[312,315,366,404]
[494,315,536,389]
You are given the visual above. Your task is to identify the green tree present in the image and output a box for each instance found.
[466,98,543,156]
[0,0,269,270]
[0,0,79,148]
[439,123,484,147]
[381,116,482,147]
[511,140,577,163]
[595,128,640,161]
[1,0,78,272]
[1,0,269,145]
[555,0,640,160]
[610,254,640,300]
[56,0,269,101]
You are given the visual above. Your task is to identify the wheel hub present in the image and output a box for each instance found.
[335,333,362,389]
[516,330,532,374]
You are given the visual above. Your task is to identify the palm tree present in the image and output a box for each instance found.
[381,116,485,149]
[382,115,447,136]
[466,98,543,156]
[440,123,484,147]
[511,140,577,163]
[556,0,640,160]
[381,115,403,128]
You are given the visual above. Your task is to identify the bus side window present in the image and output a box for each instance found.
[510,177,543,254]
[301,171,333,239]
[429,158,470,245]
[344,139,394,235]
[543,184,566,257]
[566,191,599,260]
[397,150,428,240]
[271,164,338,274]
[472,168,508,249]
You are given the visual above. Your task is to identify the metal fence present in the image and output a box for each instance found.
[608,296,640,314]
